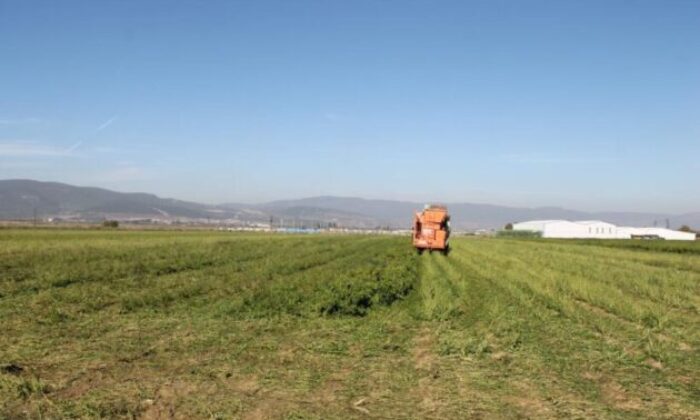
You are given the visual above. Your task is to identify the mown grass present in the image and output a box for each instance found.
[1,230,698,418]
[559,237,700,255]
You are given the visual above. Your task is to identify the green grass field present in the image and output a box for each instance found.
[1,230,699,419]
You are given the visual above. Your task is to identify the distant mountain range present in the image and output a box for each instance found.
[1,179,698,230]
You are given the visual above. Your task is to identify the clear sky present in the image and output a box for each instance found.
[1,1,698,212]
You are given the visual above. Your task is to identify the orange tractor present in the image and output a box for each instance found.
[412,205,450,255]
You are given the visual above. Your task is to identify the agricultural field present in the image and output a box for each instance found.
[1,229,699,419]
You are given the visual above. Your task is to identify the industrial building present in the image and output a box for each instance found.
[513,220,696,241]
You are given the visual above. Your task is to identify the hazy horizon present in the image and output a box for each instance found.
[3,178,699,217]
[1,1,698,213]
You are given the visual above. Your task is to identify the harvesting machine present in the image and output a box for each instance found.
[412,205,450,255]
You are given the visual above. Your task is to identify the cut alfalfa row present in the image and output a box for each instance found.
[223,238,419,318]
[317,249,418,316]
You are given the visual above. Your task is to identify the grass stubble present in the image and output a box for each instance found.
[1,230,698,418]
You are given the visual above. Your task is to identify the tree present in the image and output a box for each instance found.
[679,225,693,233]
[504,223,514,231]
[102,220,119,228]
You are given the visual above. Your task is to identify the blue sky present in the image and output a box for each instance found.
[1,1,698,212]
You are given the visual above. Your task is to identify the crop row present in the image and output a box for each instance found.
[0,232,419,327]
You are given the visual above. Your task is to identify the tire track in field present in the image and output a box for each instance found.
[417,253,462,320]
[411,252,521,417]
[410,327,444,417]
[407,255,456,418]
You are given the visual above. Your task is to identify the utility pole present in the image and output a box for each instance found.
[33,207,37,226]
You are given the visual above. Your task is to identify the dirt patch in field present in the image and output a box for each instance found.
[644,358,663,370]
[315,366,353,406]
[508,396,552,418]
[600,381,643,411]
[238,360,354,418]
[276,346,296,364]
[140,380,199,419]
[490,351,511,363]
[413,329,436,371]
[582,371,601,381]
[243,397,294,420]
[506,380,554,418]
[51,363,112,400]
[231,374,261,396]
[678,342,692,351]
[411,328,442,414]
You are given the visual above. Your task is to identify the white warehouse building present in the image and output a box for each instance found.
[513,220,696,241]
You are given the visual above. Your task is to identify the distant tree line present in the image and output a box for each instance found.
[497,230,541,238]
[102,220,119,228]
